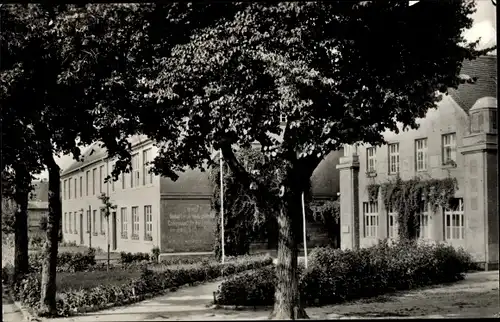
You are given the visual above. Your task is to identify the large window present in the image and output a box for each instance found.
[85,171,90,196]
[68,178,72,200]
[144,205,153,241]
[79,176,83,197]
[388,143,400,174]
[92,169,96,195]
[143,149,153,185]
[387,205,398,239]
[415,138,428,172]
[86,210,90,232]
[131,206,140,239]
[69,212,72,233]
[100,209,105,235]
[417,203,430,239]
[445,198,465,240]
[74,212,77,233]
[442,133,457,164]
[131,154,140,188]
[92,210,97,235]
[120,207,128,239]
[366,147,376,173]
[99,165,105,194]
[74,178,77,199]
[111,161,116,192]
[363,202,379,238]
[63,180,67,200]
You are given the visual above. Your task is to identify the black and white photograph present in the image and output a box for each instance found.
[1,1,498,320]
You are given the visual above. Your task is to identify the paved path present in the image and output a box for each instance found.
[3,287,25,322]
[42,271,499,321]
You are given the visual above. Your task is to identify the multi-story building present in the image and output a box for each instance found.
[337,55,498,269]
[61,134,343,254]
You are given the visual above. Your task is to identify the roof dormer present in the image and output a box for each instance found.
[469,96,497,134]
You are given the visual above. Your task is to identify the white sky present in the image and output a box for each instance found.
[34,0,497,180]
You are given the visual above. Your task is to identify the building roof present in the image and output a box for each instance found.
[449,55,497,113]
[470,96,497,111]
[61,134,150,176]
[28,201,48,210]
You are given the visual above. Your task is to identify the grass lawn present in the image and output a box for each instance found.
[28,245,121,261]
[56,268,142,292]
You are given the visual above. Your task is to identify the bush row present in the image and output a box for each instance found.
[215,240,475,306]
[14,254,272,317]
[29,248,96,273]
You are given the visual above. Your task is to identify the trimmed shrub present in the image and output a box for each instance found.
[14,254,272,317]
[28,248,96,273]
[119,251,150,264]
[215,240,475,306]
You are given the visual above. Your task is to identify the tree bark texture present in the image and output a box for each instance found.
[269,187,309,320]
[39,158,61,317]
[13,167,30,282]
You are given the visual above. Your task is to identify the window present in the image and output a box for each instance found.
[366,147,376,173]
[63,180,67,200]
[69,212,72,233]
[363,202,379,238]
[122,173,126,189]
[111,162,116,192]
[417,203,430,239]
[120,207,128,238]
[143,149,153,185]
[86,210,90,232]
[92,169,96,195]
[131,207,139,239]
[100,209,105,235]
[445,198,465,240]
[387,205,398,239]
[68,178,71,200]
[92,210,97,235]
[74,212,77,233]
[491,110,497,130]
[442,133,457,164]
[388,143,400,174]
[144,205,153,241]
[131,154,140,188]
[74,178,77,199]
[279,113,287,123]
[99,165,104,194]
[79,176,83,197]
[86,171,90,196]
[64,213,67,232]
[415,138,428,172]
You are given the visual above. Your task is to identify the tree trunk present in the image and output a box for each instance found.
[38,158,61,317]
[13,168,30,282]
[269,187,308,320]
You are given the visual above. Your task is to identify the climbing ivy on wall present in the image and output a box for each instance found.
[367,176,458,240]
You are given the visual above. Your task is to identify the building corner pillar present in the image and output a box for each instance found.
[336,155,360,250]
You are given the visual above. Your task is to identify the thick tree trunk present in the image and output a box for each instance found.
[269,188,308,320]
[38,159,61,317]
[13,168,29,282]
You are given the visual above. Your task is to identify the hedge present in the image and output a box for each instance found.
[28,248,96,273]
[215,240,475,306]
[12,254,272,317]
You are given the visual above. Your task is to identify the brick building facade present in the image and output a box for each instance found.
[337,56,498,269]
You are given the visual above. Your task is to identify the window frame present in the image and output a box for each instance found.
[417,203,430,239]
[363,201,379,238]
[388,143,400,175]
[415,138,428,172]
[442,133,457,165]
[445,198,465,240]
[366,147,377,173]
[92,168,97,195]
[144,205,153,241]
[387,204,398,240]
[131,206,140,239]
[143,149,153,185]
[85,171,90,196]
[92,210,97,235]
[99,165,105,194]
[131,153,140,188]
[100,209,105,235]
[120,207,128,239]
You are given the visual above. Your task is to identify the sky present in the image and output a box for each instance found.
[34,0,497,180]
